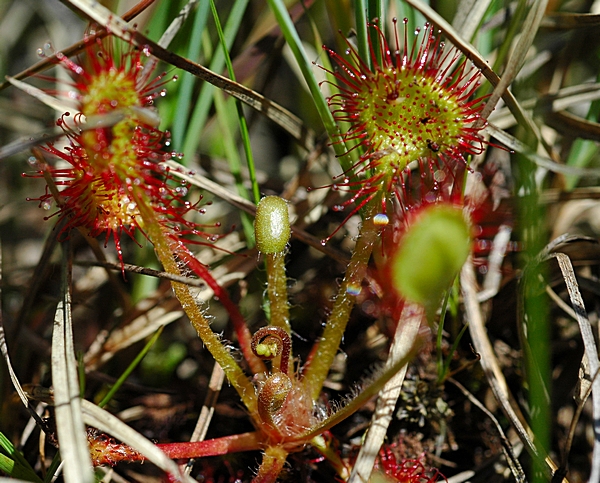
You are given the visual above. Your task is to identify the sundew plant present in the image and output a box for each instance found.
[1,1,600,482]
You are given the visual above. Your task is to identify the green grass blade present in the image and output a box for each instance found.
[441,322,469,382]
[368,0,383,66]
[488,0,528,89]
[310,2,359,163]
[209,0,260,206]
[0,432,42,482]
[565,75,600,190]
[436,289,451,378]
[564,139,599,190]
[354,0,371,69]
[42,455,61,483]
[266,0,350,170]
[213,90,256,243]
[181,0,250,164]
[172,0,211,151]
[144,0,187,42]
[97,326,165,409]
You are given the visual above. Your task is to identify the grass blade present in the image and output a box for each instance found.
[210,0,260,206]
[461,258,559,479]
[550,252,600,483]
[266,0,350,169]
[171,0,211,150]
[0,433,42,482]
[354,0,371,68]
[213,89,256,241]
[50,244,94,483]
[181,0,250,163]
[97,326,165,408]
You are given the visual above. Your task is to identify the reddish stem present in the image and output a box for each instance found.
[156,431,261,460]
[91,431,262,466]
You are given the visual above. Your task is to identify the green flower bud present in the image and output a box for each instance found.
[390,205,471,305]
[255,196,291,254]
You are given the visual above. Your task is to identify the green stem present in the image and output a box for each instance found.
[135,194,256,413]
[265,252,292,373]
[299,326,421,441]
[311,434,349,480]
[303,199,381,400]
[176,244,266,375]
[265,253,291,334]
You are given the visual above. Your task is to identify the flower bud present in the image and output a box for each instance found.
[255,196,291,254]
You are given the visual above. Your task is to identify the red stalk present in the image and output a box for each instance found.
[91,431,262,466]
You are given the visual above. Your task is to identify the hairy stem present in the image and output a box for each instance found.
[253,446,289,483]
[303,199,381,399]
[157,432,261,460]
[264,255,292,374]
[265,252,291,334]
[135,195,256,413]
[298,332,421,442]
[177,244,266,375]
[90,431,262,465]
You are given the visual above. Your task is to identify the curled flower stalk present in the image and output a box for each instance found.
[251,326,292,374]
